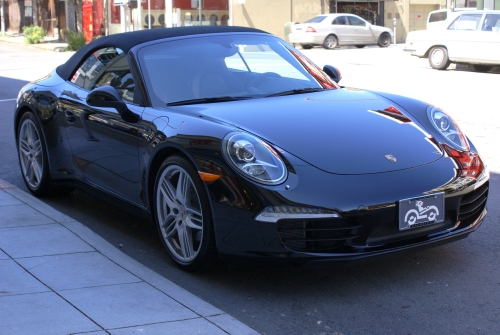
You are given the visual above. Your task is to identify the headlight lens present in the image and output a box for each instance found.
[428,107,469,150]
[223,133,287,185]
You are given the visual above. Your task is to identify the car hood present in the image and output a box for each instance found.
[176,89,442,175]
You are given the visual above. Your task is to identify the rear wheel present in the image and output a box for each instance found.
[17,112,73,197]
[323,35,338,50]
[355,45,365,48]
[301,44,313,49]
[378,33,391,47]
[473,65,493,72]
[17,112,51,196]
[153,156,217,271]
[429,47,451,70]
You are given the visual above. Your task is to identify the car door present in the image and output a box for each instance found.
[476,13,500,63]
[59,47,145,206]
[346,16,374,43]
[445,13,483,61]
[330,15,354,44]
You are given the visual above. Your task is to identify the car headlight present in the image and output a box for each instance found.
[428,107,469,150]
[223,133,287,185]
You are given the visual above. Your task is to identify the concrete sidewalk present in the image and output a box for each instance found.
[0,33,68,52]
[0,179,259,335]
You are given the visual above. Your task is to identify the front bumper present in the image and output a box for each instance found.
[206,154,489,266]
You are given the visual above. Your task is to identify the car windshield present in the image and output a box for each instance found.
[136,34,329,106]
[304,15,327,23]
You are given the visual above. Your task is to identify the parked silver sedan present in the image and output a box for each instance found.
[288,14,393,49]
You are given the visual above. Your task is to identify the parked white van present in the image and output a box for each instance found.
[427,8,476,30]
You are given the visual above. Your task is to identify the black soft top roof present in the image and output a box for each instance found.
[56,26,268,81]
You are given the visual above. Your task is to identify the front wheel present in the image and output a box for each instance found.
[301,44,313,49]
[153,156,217,271]
[355,45,366,48]
[378,33,391,47]
[323,35,338,50]
[429,47,451,70]
[473,65,493,72]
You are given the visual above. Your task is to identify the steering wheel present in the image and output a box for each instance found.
[249,72,282,89]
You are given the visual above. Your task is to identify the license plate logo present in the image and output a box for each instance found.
[399,193,444,231]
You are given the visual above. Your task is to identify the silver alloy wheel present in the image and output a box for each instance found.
[323,35,337,49]
[430,48,445,66]
[19,119,43,189]
[156,165,203,263]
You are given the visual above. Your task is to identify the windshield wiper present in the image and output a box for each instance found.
[265,88,325,98]
[167,96,252,106]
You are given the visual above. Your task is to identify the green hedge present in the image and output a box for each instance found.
[65,31,86,51]
[22,25,45,44]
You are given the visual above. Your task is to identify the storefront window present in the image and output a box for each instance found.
[176,0,228,26]
[337,2,378,25]
[140,0,229,28]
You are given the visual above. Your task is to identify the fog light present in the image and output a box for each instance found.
[255,206,340,223]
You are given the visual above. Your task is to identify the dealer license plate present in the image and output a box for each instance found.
[398,193,445,231]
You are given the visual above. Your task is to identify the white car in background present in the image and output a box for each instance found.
[426,8,476,30]
[405,10,500,72]
[288,14,393,50]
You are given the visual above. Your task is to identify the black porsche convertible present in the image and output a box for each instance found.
[14,26,489,271]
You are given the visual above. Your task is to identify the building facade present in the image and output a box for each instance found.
[1,0,498,43]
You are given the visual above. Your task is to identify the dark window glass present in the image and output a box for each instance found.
[70,47,135,103]
[482,14,500,31]
[137,34,323,106]
[332,16,347,25]
[429,11,447,23]
[348,16,366,26]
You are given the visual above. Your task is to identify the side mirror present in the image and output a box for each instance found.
[86,86,140,123]
[323,65,342,84]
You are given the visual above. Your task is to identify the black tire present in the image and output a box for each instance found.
[17,112,53,197]
[301,44,313,49]
[355,45,366,48]
[429,47,451,70]
[378,33,391,47]
[473,65,493,72]
[153,155,217,271]
[323,35,338,50]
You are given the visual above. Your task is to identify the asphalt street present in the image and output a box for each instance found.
[1,42,499,335]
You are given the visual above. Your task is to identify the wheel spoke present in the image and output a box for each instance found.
[33,139,42,157]
[185,207,203,229]
[26,159,35,182]
[160,178,177,209]
[176,171,190,204]
[177,225,194,259]
[32,160,42,183]
[162,214,178,238]
[20,139,31,155]
[27,123,36,145]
